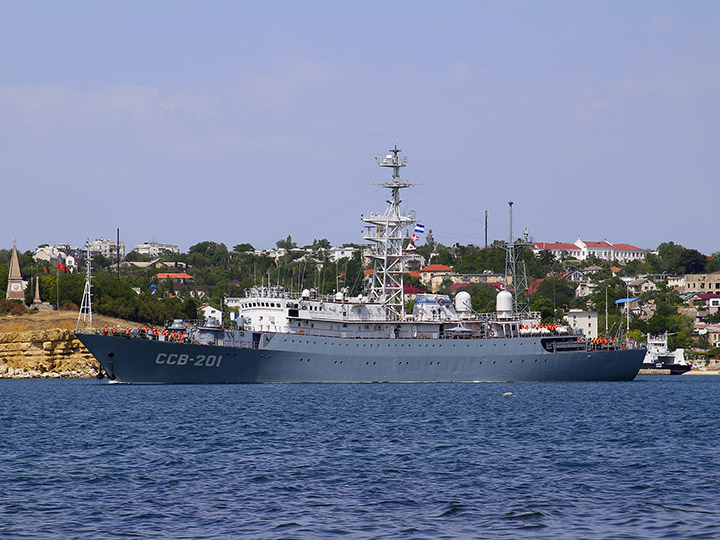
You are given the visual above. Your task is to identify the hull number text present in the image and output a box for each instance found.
[155,353,223,368]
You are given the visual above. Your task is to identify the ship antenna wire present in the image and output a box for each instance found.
[258,188,382,250]
[414,188,509,238]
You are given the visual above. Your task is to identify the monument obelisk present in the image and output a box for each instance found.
[6,242,25,301]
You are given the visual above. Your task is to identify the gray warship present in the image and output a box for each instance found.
[76,146,644,383]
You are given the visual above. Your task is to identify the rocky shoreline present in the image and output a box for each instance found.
[0,312,138,379]
[0,327,99,379]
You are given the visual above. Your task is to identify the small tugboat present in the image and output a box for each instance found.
[642,333,691,375]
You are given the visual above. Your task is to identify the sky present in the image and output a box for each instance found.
[2,1,719,256]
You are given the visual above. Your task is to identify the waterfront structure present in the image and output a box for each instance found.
[133,242,180,257]
[156,272,194,283]
[328,246,358,262]
[564,309,598,340]
[198,304,222,325]
[6,244,25,300]
[419,265,506,294]
[666,275,686,291]
[628,278,659,294]
[87,238,125,260]
[685,271,720,293]
[532,237,644,263]
[418,264,454,292]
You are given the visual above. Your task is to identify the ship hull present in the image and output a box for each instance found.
[77,333,644,384]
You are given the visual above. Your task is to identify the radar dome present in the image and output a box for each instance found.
[455,291,472,312]
[496,290,513,315]
[302,289,310,299]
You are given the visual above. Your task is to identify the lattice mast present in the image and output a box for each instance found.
[76,243,93,332]
[362,145,417,320]
[504,202,532,317]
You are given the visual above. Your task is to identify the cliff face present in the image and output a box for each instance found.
[0,328,98,378]
[0,312,136,379]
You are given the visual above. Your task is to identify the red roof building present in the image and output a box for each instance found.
[532,237,644,263]
[157,272,194,280]
[420,264,454,272]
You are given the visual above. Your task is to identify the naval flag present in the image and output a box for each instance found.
[414,223,425,234]
[411,234,420,243]
[406,243,417,251]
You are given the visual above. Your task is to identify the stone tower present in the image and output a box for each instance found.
[6,243,25,300]
[33,276,42,305]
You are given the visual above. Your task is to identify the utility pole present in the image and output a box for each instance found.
[484,210,488,248]
[605,286,609,338]
[116,228,120,281]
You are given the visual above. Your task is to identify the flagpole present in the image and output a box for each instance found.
[56,263,59,310]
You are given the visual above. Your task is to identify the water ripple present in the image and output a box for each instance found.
[1,377,720,538]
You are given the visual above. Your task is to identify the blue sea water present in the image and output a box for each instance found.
[1,377,720,539]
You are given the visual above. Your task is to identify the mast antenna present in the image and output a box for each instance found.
[76,242,93,332]
[362,144,419,320]
[504,202,532,317]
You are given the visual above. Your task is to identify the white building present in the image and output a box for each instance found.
[564,309,598,339]
[87,238,125,260]
[133,242,180,257]
[34,245,66,263]
[198,304,222,325]
[329,246,358,262]
[532,237,644,263]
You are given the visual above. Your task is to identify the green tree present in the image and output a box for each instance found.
[657,242,707,274]
[531,276,575,312]
[312,238,332,250]
[92,253,113,269]
[124,250,153,262]
[276,235,297,250]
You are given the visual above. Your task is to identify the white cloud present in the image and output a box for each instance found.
[563,87,607,122]
[607,65,720,102]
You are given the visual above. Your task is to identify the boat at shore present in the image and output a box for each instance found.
[642,333,691,375]
[76,146,644,383]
